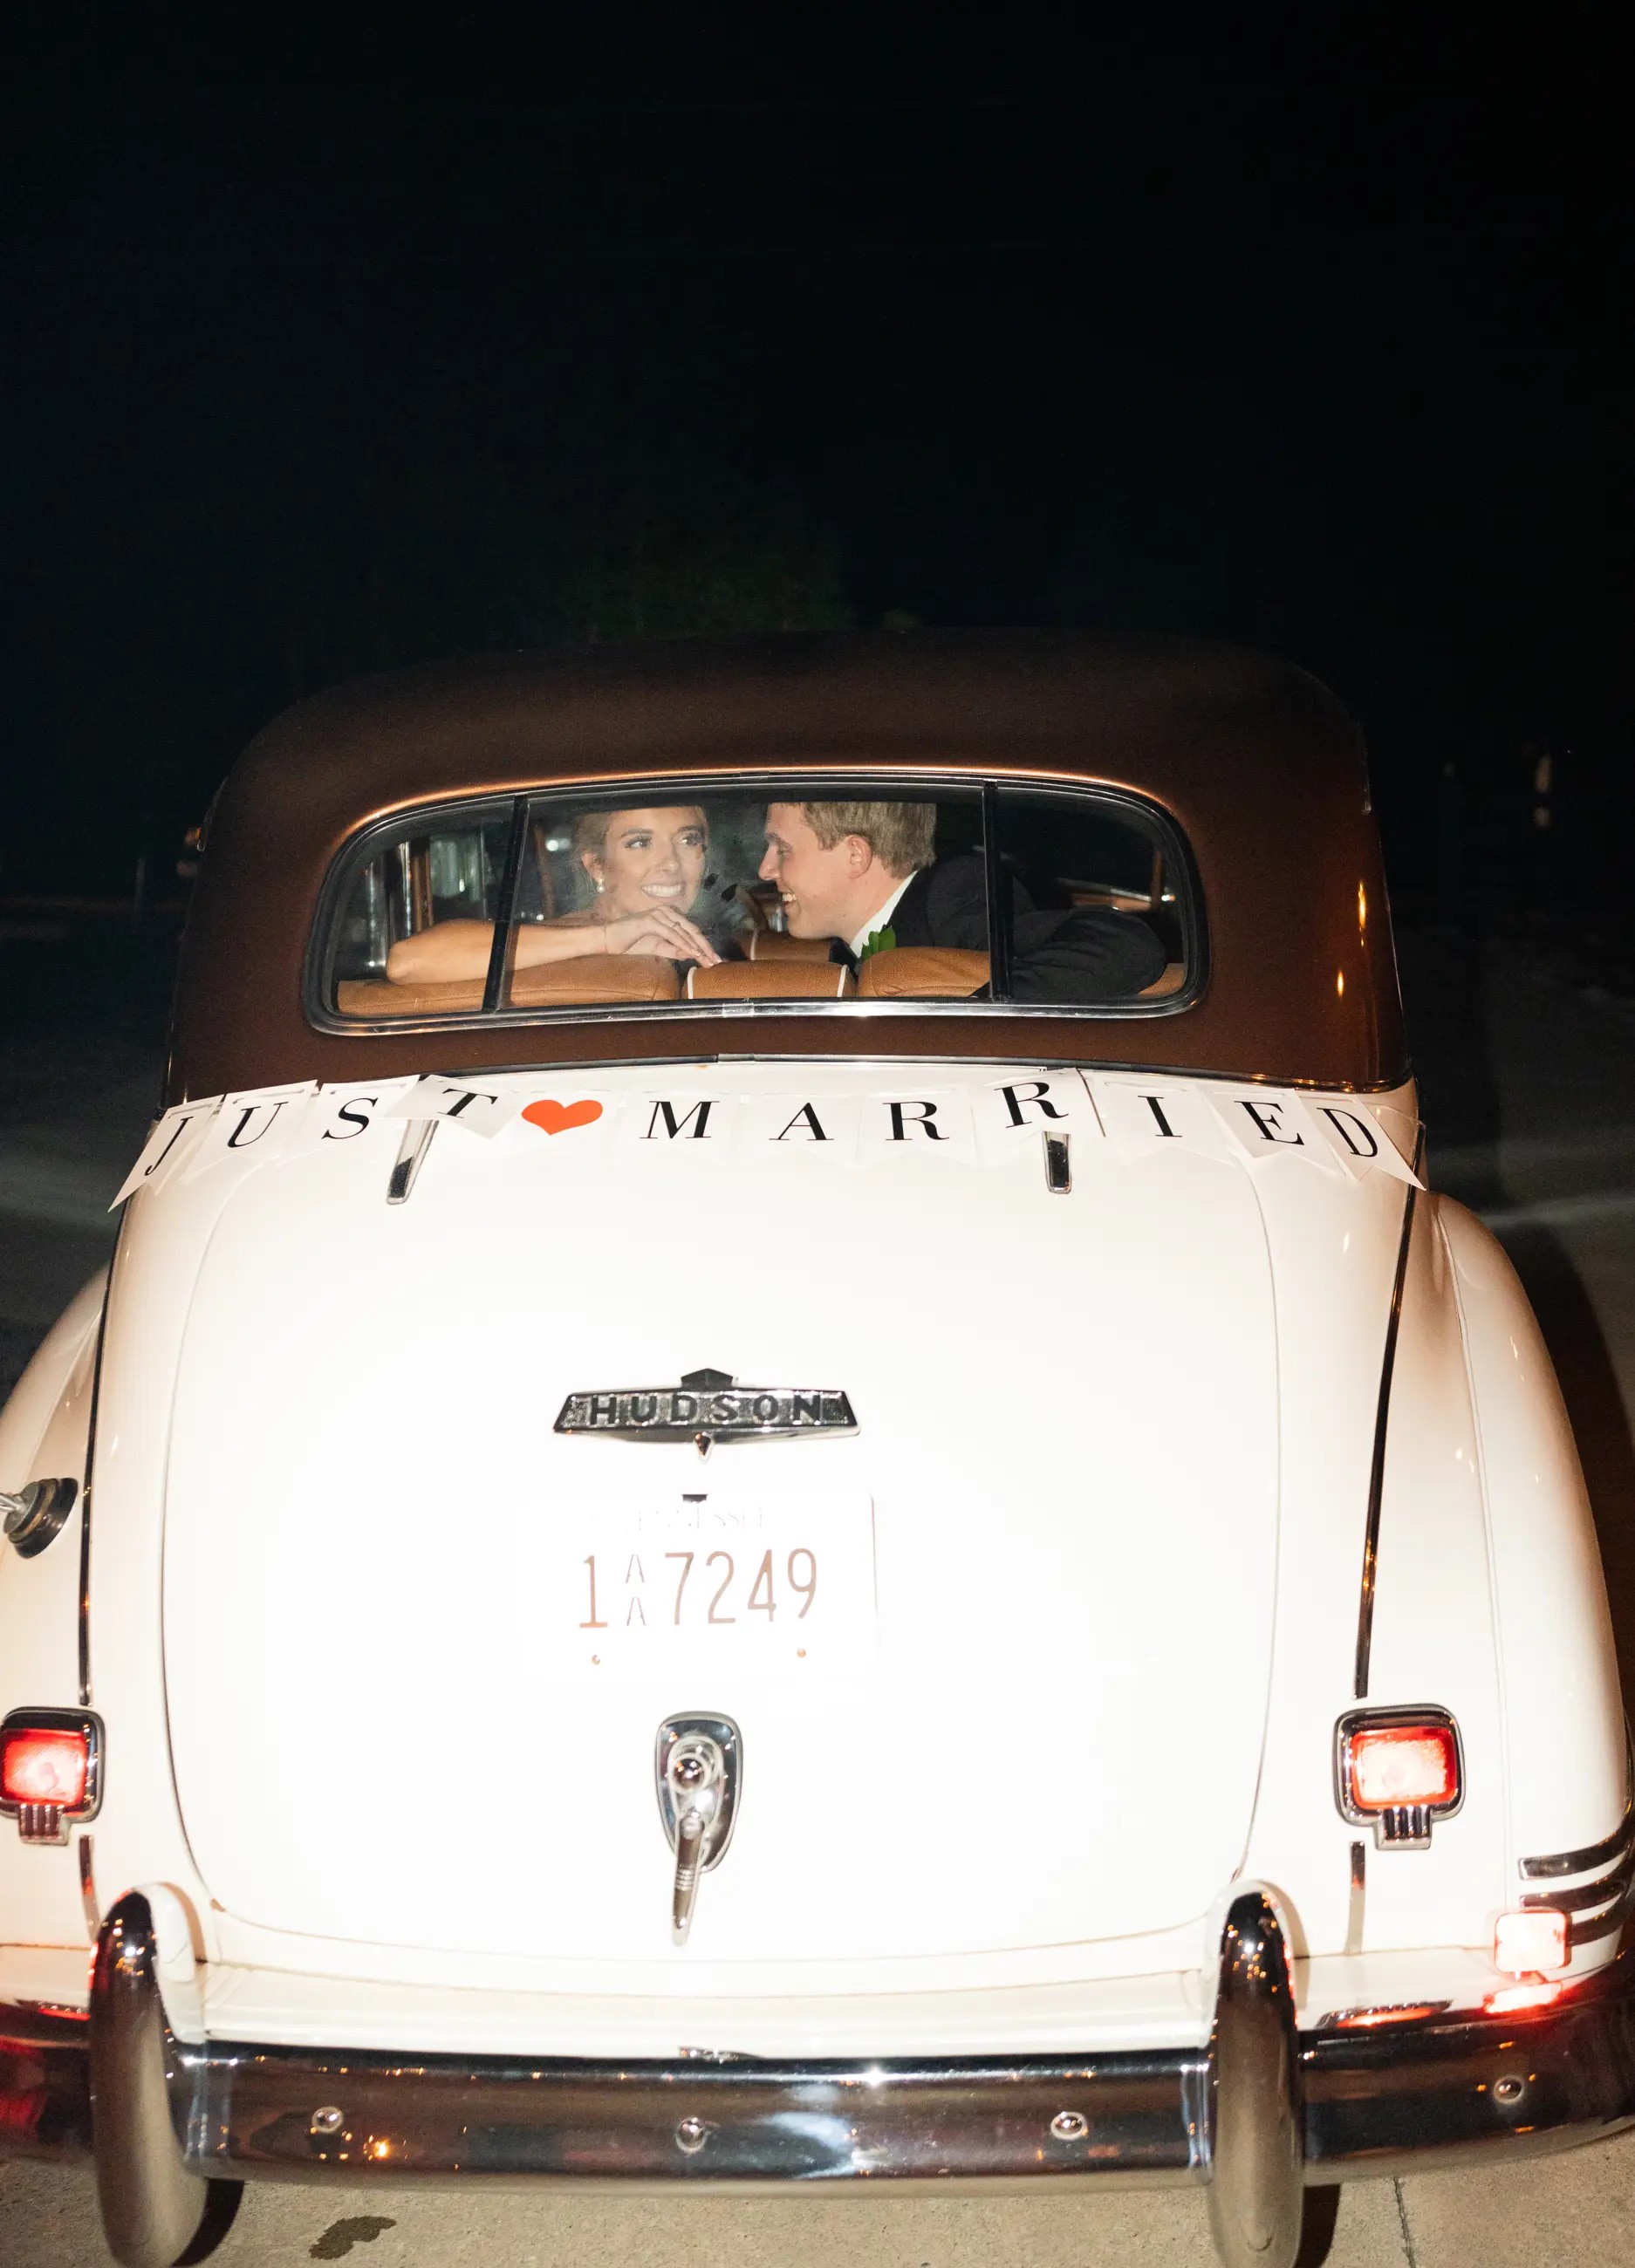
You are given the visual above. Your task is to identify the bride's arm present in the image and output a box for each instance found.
[386,918,600,984]
[385,906,722,983]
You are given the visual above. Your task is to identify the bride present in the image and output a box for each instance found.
[385,804,724,983]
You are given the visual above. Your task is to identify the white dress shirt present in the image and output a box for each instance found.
[848,871,919,960]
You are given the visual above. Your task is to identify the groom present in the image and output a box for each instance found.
[757,799,1166,1002]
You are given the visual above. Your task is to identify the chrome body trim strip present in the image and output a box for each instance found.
[77,1227,121,1709]
[386,1118,437,1204]
[1523,1815,1635,1882]
[1344,1841,1366,1957]
[1521,1749,1635,1880]
[1352,1173,1420,1700]
[1522,1837,1635,1916]
[1519,1743,1635,1943]
[1568,1885,1635,1950]
[78,1834,101,1941]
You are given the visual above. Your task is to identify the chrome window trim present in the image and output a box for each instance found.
[312,990,1207,1041]
[304,769,1205,1037]
[247,1043,1413,1099]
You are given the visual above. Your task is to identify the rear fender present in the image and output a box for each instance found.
[1344,1193,1507,1956]
[0,1269,109,1951]
[1440,1199,1627,1869]
[0,1270,106,1498]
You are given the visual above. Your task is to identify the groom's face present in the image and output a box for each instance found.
[759,803,861,939]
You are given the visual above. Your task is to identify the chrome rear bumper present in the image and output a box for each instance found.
[4,1892,1635,2268]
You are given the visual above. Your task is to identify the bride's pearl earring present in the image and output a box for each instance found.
[595,880,605,894]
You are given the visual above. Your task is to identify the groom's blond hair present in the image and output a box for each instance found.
[798,801,936,878]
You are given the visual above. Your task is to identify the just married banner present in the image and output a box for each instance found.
[113,1069,1421,1207]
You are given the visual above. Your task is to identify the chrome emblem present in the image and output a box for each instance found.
[555,1366,856,1458]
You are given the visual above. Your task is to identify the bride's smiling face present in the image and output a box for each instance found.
[582,808,708,918]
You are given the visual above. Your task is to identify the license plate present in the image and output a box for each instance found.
[552,1493,876,1672]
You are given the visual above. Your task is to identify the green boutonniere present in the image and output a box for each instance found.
[859,926,896,962]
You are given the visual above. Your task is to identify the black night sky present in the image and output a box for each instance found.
[3,17,1629,905]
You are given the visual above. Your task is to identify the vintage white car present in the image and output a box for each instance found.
[3,632,1632,2268]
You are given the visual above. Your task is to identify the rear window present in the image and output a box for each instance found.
[318,780,1195,1025]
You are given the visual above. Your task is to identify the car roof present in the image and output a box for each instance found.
[167,629,1405,1098]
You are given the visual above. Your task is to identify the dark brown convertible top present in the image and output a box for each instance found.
[167,629,1405,1098]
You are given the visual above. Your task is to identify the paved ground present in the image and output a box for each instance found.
[3,929,1635,2265]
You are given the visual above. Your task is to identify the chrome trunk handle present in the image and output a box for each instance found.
[656,1715,741,1945]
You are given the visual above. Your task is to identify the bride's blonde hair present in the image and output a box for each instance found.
[571,805,708,866]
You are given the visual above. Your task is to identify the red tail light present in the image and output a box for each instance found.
[0,1711,102,1846]
[1,1729,87,1807]
[1350,1724,1460,1808]
[1335,1707,1462,1847]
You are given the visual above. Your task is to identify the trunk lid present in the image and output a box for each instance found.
[162,1066,1278,1970]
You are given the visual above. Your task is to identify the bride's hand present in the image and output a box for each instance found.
[599,908,722,966]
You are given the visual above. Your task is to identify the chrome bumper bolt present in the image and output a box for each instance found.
[1050,2109,1090,2142]
[674,2114,713,2154]
[310,2105,345,2138]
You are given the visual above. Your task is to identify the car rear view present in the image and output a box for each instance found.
[3,635,1630,2268]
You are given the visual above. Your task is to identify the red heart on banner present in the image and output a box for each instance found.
[523,1098,604,1136]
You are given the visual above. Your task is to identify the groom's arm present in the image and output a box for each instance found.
[916,855,1166,1001]
[1009,906,1168,1003]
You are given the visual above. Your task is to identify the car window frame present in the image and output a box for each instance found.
[305,769,1207,1037]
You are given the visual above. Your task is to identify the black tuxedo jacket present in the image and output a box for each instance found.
[875,854,1166,1004]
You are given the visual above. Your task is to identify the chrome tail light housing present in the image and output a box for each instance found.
[1334,1706,1462,1849]
[0,1709,104,1847]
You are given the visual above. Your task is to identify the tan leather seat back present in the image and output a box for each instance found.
[744,930,840,964]
[510,955,681,1006]
[1139,962,1186,999]
[857,946,989,999]
[337,954,681,1018]
[685,960,856,1001]
[338,977,489,1018]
